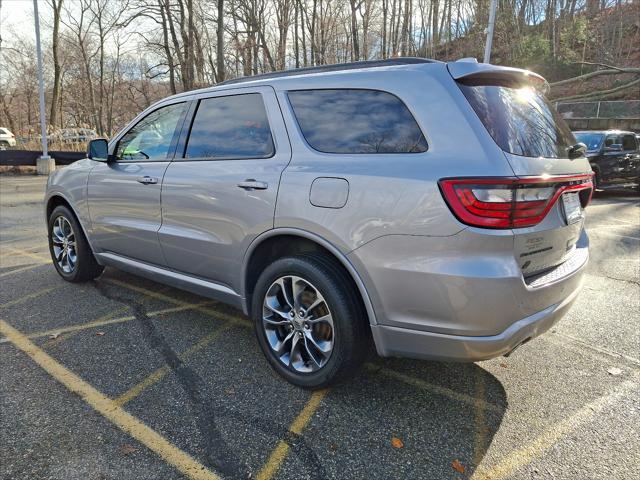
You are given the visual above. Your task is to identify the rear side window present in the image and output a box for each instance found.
[185,93,274,159]
[288,89,428,154]
[459,83,575,158]
[622,134,636,151]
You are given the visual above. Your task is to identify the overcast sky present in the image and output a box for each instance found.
[1,0,39,44]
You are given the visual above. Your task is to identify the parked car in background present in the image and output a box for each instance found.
[0,127,16,149]
[574,130,640,191]
[50,128,98,144]
[45,58,594,388]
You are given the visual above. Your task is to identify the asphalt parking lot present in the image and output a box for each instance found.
[0,174,638,480]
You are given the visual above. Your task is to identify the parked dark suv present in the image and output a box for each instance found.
[574,130,640,191]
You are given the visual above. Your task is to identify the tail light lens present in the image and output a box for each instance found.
[439,174,593,229]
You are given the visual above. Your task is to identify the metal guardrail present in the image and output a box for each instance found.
[0,150,85,167]
[556,100,640,119]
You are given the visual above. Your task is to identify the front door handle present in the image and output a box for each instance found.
[237,179,268,190]
[137,176,158,185]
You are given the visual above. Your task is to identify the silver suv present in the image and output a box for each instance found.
[45,58,594,388]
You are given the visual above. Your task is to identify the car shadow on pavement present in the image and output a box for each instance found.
[302,357,508,479]
[88,271,507,480]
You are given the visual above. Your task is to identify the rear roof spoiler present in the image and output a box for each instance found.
[447,61,548,92]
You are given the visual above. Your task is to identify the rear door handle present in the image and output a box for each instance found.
[137,176,158,185]
[237,179,268,190]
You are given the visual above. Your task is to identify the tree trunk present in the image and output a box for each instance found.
[217,0,225,82]
[49,0,63,128]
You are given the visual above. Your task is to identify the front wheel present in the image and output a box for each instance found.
[48,205,104,282]
[252,253,369,389]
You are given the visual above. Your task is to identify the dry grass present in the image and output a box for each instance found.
[14,140,87,152]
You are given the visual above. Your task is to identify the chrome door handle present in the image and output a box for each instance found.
[237,179,268,190]
[137,176,158,185]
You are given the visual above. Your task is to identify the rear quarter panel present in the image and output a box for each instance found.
[273,64,513,253]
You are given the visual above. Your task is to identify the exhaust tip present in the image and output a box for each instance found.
[503,337,532,358]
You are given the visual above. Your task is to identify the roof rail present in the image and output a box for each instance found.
[218,57,439,86]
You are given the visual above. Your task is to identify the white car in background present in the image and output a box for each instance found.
[0,127,16,149]
[50,128,98,144]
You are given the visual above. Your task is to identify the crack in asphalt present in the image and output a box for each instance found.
[602,275,640,287]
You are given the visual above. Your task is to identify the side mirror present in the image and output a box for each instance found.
[567,142,587,159]
[87,138,110,161]
[604,144,623,152]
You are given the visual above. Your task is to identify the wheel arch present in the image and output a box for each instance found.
[45,193,97,255]
[242,228,378,326]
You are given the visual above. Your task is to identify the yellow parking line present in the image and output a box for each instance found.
[256,389,328,480]
[19,302,215,341]
[0,263,48,278]
[114,322,235,406]
[44,306,131,349]
[0,286,62,309]
[471,375,639,480]
[105,278,196,307]
[1,246,50,263]
[0,235,45,246]
[365,363,503,413]
[0,319,220,480]
[473,368,488,467]
[105,278,251,327]
[547,332,640,367]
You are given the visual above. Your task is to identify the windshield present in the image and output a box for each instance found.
[574,132,604,151]
[459,83,576,158]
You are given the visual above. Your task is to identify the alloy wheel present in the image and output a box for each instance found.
[262,275,334,373]
[51,216,77,274]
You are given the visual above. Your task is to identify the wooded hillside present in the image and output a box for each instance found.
[0,0,638,137]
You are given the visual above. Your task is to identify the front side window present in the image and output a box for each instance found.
[116,102,186,161]
[605,135,622,148]
[459,83,576,158]
[184,93,274,159]
[288,89,428,154]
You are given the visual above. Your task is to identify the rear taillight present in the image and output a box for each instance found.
[439,174,593,229]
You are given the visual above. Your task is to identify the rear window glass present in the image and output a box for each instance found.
[185,93,274,159]
[459,83,576,158]
[288,89,428,154]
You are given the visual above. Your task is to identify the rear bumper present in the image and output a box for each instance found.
[370,278,582,361]
[348,226,588,361]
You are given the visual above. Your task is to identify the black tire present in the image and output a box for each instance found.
[48,205,104,282]
[251,252,369,389]
[592,170,600,191]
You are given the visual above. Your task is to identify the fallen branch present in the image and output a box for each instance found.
[552,78,640,102]
[550,68,640,87]
[570,61,628,72]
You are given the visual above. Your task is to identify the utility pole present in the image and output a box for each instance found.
[483,0,498,64]
[33,0,55,174]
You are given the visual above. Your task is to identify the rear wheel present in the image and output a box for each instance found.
[252,253,369,389]
[592,169,601,191]
[48,205,104,282]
